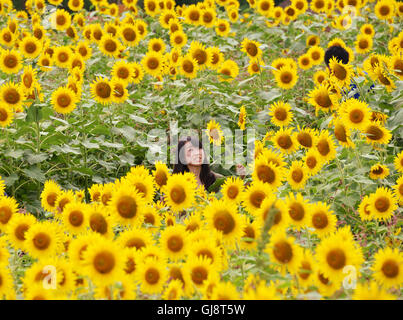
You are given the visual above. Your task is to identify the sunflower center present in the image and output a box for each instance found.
[277,135,292,149]
[96,82,111,99]
[0,109,8,122]
[183,60,194,73]
[191,266,207,285]
[292,169,303,183]
[57,94,71,108]
[246,43,258,57]
[189,10,200,21]
[359,39,368,50]
[227,185,239,199]
[250,191,265,209]
[147,57,159,70]
[306,156,317,169]
[89,213,108,234]
[25,42,37,54]
[243,226,255,243]
[126,237,145,250]
[334,124,347,142]
[4,88,19,104]
[145,268,160,284]
[318,272,329,285]
[167,235,184,252]
[374,196,390,212]
[104,39,117,53]
[193,49,207,65]
[299,261,312,280]
[69,210,84,227]
[326,248,346,270]
[274,108,287,121]
[58,52,68,63]
[93,251,115,274]
[117,195,137,219]
[315,92,332,108]
[372,167,383,175]
[47,192,57,207]
[381,259,399,278]
[33,232,51,250]
[297,132,312,148]
[125,257,135,274]
[289,202,304,221]
[317,139,330,156]
[312,51,320,60]
[56,15,66,26]
[312,212,328,229]
[350,109,364,123]
[257,165,275,184]
[155,171,167,187]
[214,210,235,235]
[203,12,213,23]
[332,64,347,81]
[280,71,292,84]
[14,223,29,241]
[3,32,11,42]
[366,125,383,141]
[0,206,12,224]
[379,5,390,16]
[273,241,293,263]
[4,55,17,68]
[170,186,186,204]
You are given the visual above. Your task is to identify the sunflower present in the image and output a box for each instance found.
[117,227,154,252]
[38,53,52,72]
[355,34,373,54]
[268,100,293,127]
[256,0,275,17]
[40,180,62,213]
[53,46,72,68]
[0,28,15,47]
[218,59,239,82]
[369,163,390,180]
[162,279,183,300]
[201,7,216,28]
[55,189,75,213]
[68,232,102,272]
[163,173,197,212]
[189,41,211,70]
[308,201,337,238]
[255,195,289,233]
[332,116,355,148]
[374,64,396,92]
[362,121,392,146]
[203,47,222,71]
[20,65,38,95]
[389,54,403,80]
[265,230,303,274]
[221,177,244,204]
[339,98,371,132]
[247,57,264,76]
[358,195,374,221]
[308,83,339,115]
[313,70,328,86]
[123,171,155,204]
[24,221,63,259]
[87,204,115,238]
[298,54,312,70]
[393,175,403,204]
[51,86,77,115]
[252,156,285,190]
[183,212,202,233]
[51,9,71,31]
[241,38,262,60]
[4,213,35,251]
[297,250,317,288]
[374,0,395,20]
[353,281,396,300]
[215,19,231,37]
[0,268,14,299]
[19,35,42,59]
[313,269,339,298]
[141,50,165,78]
[61,202,87,235]
[328,57,353,88]
[272,127,298,154]
[310,0,327,13]
[274,65,298,90]
[205,119,223,145]
[0,81,24,111]
[68,0,84,11]
[170,29,187,49]
[241,180,271,214]
[99,35,122,58]
[135,257,168,294]
[152,161,170,190]
[394,150,403,173]
[306,35,320,47]
[90,76,113,105]
[0,49,22,74]
[0,196,18,232]
[287,161,308,190]
[160,225,189,261]
[110,79,128,104]
[82,237,125,286]
[372,247,403,289]
[283,193,309,230]
[0,106,14,127]
[315,130,337,163]
[184,4,201,25]
[240,219,261,251]
[315,232,364,284]
[368,187,398,222]
[204,199,245,248]
[183,255,216,290]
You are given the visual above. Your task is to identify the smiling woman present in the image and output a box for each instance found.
[173,136,218,191]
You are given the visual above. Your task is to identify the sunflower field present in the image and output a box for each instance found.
[0,0,402,301]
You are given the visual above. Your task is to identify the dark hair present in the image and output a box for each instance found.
[172,136,216,190]
[324,45,349,67]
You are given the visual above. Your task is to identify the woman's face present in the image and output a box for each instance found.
[183,141,204,166]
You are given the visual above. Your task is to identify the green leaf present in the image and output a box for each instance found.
[208,177,226,193]
[22,167,45,183]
